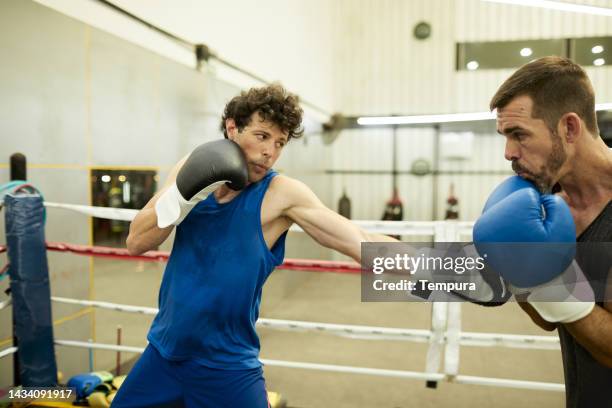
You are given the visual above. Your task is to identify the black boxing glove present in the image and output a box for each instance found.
[155,139,248,228]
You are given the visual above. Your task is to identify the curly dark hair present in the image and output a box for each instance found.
[221,83,304,140]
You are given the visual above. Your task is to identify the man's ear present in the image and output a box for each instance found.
[225,118,238,140]
[561,113,582,144]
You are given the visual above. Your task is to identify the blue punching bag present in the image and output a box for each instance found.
[5,193,57,386]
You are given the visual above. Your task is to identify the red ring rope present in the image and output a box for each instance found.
[43,242,361,274]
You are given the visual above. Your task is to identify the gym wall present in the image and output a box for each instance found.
[328,0,612,223]
[0,0,332,383]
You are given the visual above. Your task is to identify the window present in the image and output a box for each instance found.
[457,39,566,71]
[573,37,612,67]
[90,169,157,246]
[457,36,612,71]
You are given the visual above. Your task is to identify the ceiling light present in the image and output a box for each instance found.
[592,45,604,54]
[482,0,612,17]
[357,103,612,126]
[357,112,495,126]
[594,58,605,66]
[596,103,612,111]
[101,175,111,183]
[520,47,533,57]
[466,60,479,70]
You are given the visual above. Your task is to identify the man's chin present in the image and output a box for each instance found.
[515,171,531,181]
[514,172,548,192]
[531,176,554,194]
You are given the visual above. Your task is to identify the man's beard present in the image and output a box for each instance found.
[512,131,567,194]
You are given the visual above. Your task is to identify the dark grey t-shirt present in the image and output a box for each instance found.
[558,200,612,408]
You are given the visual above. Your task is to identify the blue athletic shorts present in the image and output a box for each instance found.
[110,345,269,408]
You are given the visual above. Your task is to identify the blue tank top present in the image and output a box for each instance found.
[148,170,287,369]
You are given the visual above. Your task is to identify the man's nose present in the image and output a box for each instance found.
[262,140,277,158]
[504,139,520,162]
[261,144,271,158]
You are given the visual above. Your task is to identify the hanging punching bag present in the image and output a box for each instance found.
[381,126,403,239]
[338,188,352,219]
[444,183,459,220]
[382,187,403,221]
[381,188,402,240]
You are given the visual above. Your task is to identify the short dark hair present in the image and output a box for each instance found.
[221,83,304,140]
[490,56,599,135]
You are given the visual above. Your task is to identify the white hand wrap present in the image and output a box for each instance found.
[511,261,595,323]
[155,180,227,228]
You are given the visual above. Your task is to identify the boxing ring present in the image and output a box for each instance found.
[0,194,564,395]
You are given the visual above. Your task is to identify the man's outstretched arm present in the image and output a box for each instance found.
[276,176,509,305]
[277,176,397,262]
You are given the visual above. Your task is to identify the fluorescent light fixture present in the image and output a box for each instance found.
[594,58,606,66]
[357,103,612,126]
[482,0,612,17]
[466,60,479,70]
[596,102,612,111]
[592,45,604,54]
[357,112,495,126]
[520,47,533,57]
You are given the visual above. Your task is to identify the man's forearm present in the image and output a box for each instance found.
[126,206,173,255]
[126,157,186,255]
[367,232,400,243]
[517,301,557,331]
[565,305,612,368]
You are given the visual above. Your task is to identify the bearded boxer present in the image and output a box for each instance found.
[114,84,396,408]
[479,56,612,408]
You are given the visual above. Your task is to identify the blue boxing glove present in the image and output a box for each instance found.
[473,178,575,287]
[67,373,102,400]
[481,175,534,212]
[474,177,594,323]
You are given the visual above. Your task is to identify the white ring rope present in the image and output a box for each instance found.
[0,347,17,359]
[50,296,559,350]
[453,375,564,392]
[41,201,475,236]
[52,296,157,315]
[44,202,139,222]
[55,339,145,354]
[260,358,445,381]
[0,297,11,311]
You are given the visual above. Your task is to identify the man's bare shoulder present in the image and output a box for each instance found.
[269,174,309,195]
[268,174,318,210]
[265,174,298,209]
